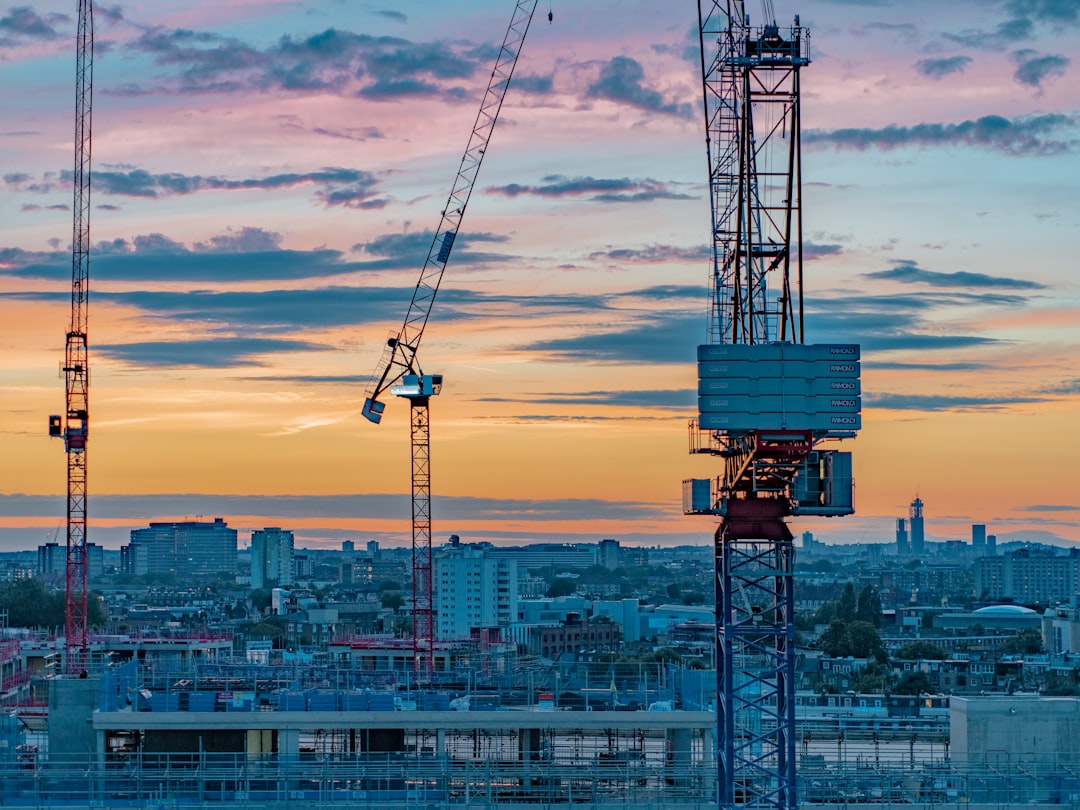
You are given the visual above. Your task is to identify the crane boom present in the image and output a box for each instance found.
[362,0,540,424]
[48,0,94,674]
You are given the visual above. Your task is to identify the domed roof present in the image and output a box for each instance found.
[973,604,1037,616]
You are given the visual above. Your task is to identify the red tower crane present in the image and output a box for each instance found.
[361,0,540,675]
[48,0,94,675]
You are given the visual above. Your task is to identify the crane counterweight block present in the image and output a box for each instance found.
[361,397,385,424]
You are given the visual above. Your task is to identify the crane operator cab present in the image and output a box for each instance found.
[391,374,444,401]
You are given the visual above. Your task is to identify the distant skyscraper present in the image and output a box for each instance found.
[37,541,64,578]
[896,518,909,556]
[86,543,104,579]
[987,534,997,556]
[909,497,925,557]
[972,524,986,554]
[366,540,379,557]
[251,528,295,589]
[38,543,103,581]
[342,540,355,554]
[122,518,237,578]
[598,539,620,570]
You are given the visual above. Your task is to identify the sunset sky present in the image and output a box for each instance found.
[1,0,1077,552]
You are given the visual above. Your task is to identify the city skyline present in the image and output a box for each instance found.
[1,0,1078,551]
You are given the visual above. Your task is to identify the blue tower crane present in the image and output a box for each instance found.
[688,3,862,808]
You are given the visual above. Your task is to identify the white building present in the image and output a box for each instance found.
[435,546,517,640]
[251,528,295,589]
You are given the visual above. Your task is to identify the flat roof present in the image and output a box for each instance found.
[93,709,715,733]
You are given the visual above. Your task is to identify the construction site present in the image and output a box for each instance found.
[16,0,1067,808]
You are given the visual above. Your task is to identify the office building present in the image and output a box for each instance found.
[598,538,620,570]
[976,547,1080,604]
[486,543,596,571]
[251,527,294,589]
[121,518,237,579]
[36,541,64,578]
[972,524,986,554]
[910,497,925,557]
[896,518,908,556]
[38,541,102,580]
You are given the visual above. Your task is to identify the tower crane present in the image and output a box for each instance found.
[361,0,540,675]
[687,3,861,808]
[48,0,94,675]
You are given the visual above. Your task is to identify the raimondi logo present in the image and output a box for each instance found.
[831,415,858,425]
[829,346,857,355]
[831,381,857,390]
[830,399,858,408]
[829,363,857,373]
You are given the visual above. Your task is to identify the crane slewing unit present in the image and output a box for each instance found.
[361,0,539,675]
[688,3,861,809]
[48,0,94,675]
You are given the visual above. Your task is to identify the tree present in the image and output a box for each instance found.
[837,583,857,623]
[381,592,404,611]
[854,661,887,693]
[894,671,933,695]
[819,619,885,662]
[819,620,849,658]
[546,578,576,598]
[847,621,887,662]
[0,580,64,629]
[1000,629,1043,655]
[248,588,273,613]
[895,640,947,660]
[813,601,837,626]
[856,585,882,627]
[794,611,817,632]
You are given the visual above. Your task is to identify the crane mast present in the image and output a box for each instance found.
[48,0,94,675]
[689,3,860,810]
[361,0,539,675]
